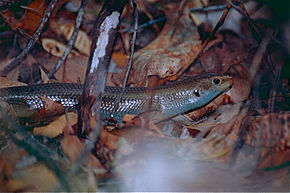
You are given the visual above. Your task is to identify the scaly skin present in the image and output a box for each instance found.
[0,74,232,123]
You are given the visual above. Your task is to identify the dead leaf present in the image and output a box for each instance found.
[1,163,59,192]
[40,55,87,83]
[191,32,250,75]
[0,0,46,35]
[191,103,247,142]
[186,94,232,123]
[41,38,80,58]
[129,9,201,86]
[61,126,104,169]
[111,52,128,67]
[33,112,77,138]
[245,113,290,150]
[0,144,27,186]
[39,67,49,83]
[227,64,252,103]
[0,77,26,88]
[59,23,92,56]
[257,150,290,170]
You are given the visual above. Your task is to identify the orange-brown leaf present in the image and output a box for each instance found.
[33,112,77,138]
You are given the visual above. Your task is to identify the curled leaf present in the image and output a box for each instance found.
[41,38,79,58]
[33,112,77,138]
[59,23,92,56]
[130,10,201,86]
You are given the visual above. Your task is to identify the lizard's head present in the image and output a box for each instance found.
[190,75,232,104]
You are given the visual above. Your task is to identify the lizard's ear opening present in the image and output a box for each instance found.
[212,78,221,85]
[194,89,200,97]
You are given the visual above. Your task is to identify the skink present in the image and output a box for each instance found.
[0,74,232,123]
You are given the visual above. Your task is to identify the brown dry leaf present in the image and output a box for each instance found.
[191,32,250,74]
[39,67,49,83]
[257,149,290,170]
[1,163,59,192]
[191,103,247,141]
[33,112,77,138]
[111,52,128,67]
[59,23,92,56]
[94,129,121,166]
[175,136,232,161]
[61,126,104,169]
[0,0,46,35]
[186,94,232,123]
[227,74,251,103]
[0,144,27,188]
[0,77,26,88]
[244,113,290,150]
[98,128,120,151]
[227,64,252,103]
[130,9,201,86]
[178,104,248,162]
[43,55,88,83]
[41,38,80,58]
[19,0,46,35]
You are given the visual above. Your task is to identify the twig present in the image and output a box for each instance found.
[73,0,128,174]
[266,51,289,100]
[266,56,286,113]
[120,4,228,33]
[112,0,138,118]
[47,0,88,79]
[236,0,263,35]
[227,0,288,100]
[248,29,273,82]
[0,0,58,76]
[177,2,232,75]
[123,0,138,88]
[121,16,165,33]
[190,3,227,12]
[237,0,288,99]
[119,22,129,55]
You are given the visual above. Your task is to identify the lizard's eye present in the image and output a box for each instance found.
[212,78,221,85]
[194,89,200,97]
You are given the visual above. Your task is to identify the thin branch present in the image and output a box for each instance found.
[177,2,232,75]
[190,3,227,12]
[112,0,138,118]
[121,16,165,33]
[236,0,288,99]
[120,4,228,33]
[248,29,273,82]
[226,0,288,99]
[123,0,138,89]
[47,0,88,79]
[265,51,288,99]
[0,0,58,76]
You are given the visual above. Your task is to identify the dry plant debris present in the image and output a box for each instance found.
[0,0,289,191]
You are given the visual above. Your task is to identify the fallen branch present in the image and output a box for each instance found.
[72,0,127,173]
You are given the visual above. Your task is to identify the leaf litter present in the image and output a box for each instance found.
[0,0,289,191]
